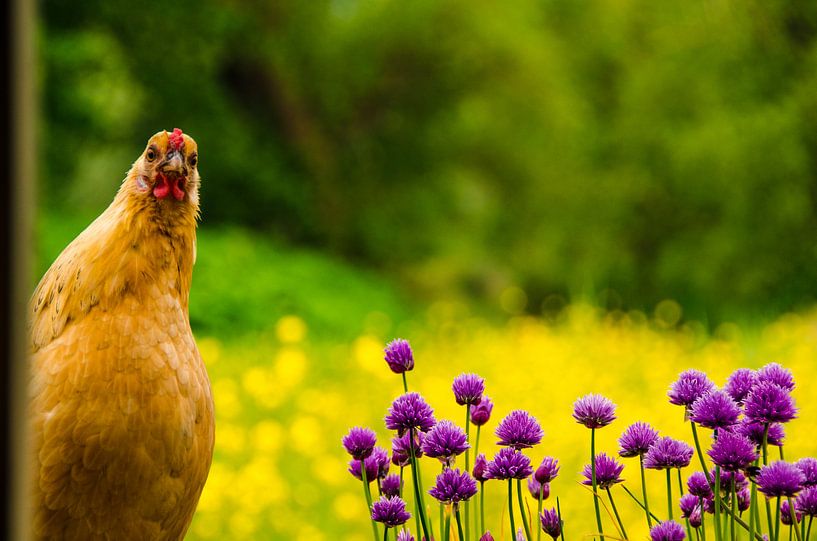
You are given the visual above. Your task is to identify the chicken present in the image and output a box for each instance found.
[28,129,214,540]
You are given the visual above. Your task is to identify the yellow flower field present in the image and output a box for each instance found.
[187,303,817,541]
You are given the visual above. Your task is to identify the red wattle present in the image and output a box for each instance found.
[172,177,186,201]
[153,176,171,199]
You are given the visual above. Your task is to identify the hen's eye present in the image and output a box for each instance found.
[189,154,198,167]
[146,148,157,162]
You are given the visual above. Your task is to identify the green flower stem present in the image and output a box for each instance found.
[480,482,486,537]
[557,496,566,541]
[465,406,471,541]
[731,481,737,541]
[456,505,466,541]
[678,468,692,541]
[440,464,446,541]
[538,485,544,541]
[699,497,707,541]
[666,468,674,521]
[776,496,782,541]
[361,458,380,541]
[764,424,774,539]
[474,425,482,541]
[409,428,431,541]
[605,487,628,540]
[443,508,451,541]
[383,526,389,541]
[711,496,766,541]
[402,373,408,393]
[591,428,605,541]
[517,478,533,541]
[806,516,813,541]
[750,467,758,541]
[621,484,661,523]
[788,497,803,541]
[508,479,517,541]
[640,455,653,528]
[691,421,712,484]
[714,465,723,541]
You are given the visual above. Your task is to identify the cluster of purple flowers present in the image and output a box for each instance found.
[343,339,813,541]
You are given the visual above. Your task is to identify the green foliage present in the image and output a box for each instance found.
[39,0,817,321]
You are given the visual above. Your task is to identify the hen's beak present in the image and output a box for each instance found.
[161,151,186,176]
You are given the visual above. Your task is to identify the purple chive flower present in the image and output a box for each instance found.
[757,362,795,392]
[689,390,740,429]
[679,493,700,519]
[495,410,544,449]
[473,453,489,482]
[669,369,716,408]
[422,420,469,464]
[480,532,495,541]
[349,446,390,482]
[428,468,478,504]
[781,499,802,525]
[452,373,485,406]
[342,426,377,460]
[618,421,660,457]
[384,338,414,374]
[796,458,817,486]
[527,477,550,499]
[744,381,797,424]
[707,430,757,471]
[725,368,757,404]
[650,520,686,541]
[757,461,806,498]
[687,471,713,498]
[471,396,494,426]
[386,392,436,435]
[391,431,424,467]
[644,437,694,470]
[371,495,411,527]
[540,508,562,539]
[486,447,534,480]
[737,487,751,512]
[572,393,617,429]
[582,452,624,489]
[796,486,817,516]
[689,508,703,528]
[702,496,715,514]
[534,457,560,484]
[735,419,785,447]
[516,529,525,541]
[397,531,415,541]
[381,473,402,497]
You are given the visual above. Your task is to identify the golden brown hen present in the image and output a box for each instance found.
[28,129,214,540]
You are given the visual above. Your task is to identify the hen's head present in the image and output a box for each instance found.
[129,128,200,208]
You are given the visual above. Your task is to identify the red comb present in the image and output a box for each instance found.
[168,128,185,151]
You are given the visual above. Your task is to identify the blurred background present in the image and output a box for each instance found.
[32,0,817,540]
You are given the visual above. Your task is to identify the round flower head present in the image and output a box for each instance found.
[582,452,624,489]
[371,495,412,527]
[618,421,660,457]
[744,381,797,424]
[471,396,494,426]
[687,471,713,498]
[428,468,478,504]
[343,426,377,460]
[572,393,617,429]
[397,530,415,541]
[535,456,560,484]
[781,499,802,525]
[349,446,390,482]
[757,461,805,498]
[452,373,485,406]
[737,487,751,512]
[797,457,817,486]
[757,362,795,391]
[386,392,436,435]
[689,390,740,429]
[644,437,694,470]
[486,447,533,480]
[384,338,414,374]
[688,507,703,528]
[422,420,469,465]
[707,430,757,471]
[668,369,715,408]
[381,473,402,497]
[736,419,785,447]
[527,477,550,499]
[473,453,489,482]
[391,431,424,467]
[496,410,544,449]
[650,520,686,541]
[725,368,757,404]
[679,493,700,519]
[540,508,562,540]
[480,532,495,541]
[796,486,817,517]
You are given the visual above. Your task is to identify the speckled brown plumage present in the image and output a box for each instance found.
[28,130,214,540]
